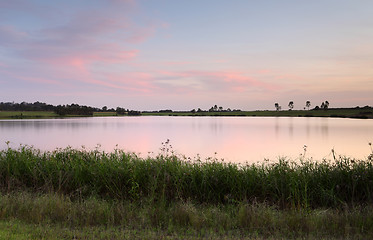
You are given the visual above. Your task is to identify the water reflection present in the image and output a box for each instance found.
[0,117,372,163]
[288,117,293,137]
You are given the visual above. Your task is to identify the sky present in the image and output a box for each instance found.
[1,0,373,111]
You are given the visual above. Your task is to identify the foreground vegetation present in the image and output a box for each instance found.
[2,144,373,207]
[1,145,373,238]
[1,192,373,239]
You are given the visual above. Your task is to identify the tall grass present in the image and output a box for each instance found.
[1,144,373,209]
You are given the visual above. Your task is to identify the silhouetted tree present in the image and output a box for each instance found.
[54,104,94,116]
[324,101,329,109]
[275,103,281,111]
[288,101,294,110]
[128,110,141,116]
[306,101,311,110]
[116,107,126,115]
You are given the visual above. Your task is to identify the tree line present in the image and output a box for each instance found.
[0,101,55,111]
[0,101,140,116]
[274,101,330,111]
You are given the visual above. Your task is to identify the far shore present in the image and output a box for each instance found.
[0,107,373,119]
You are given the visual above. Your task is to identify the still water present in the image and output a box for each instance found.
[1,116,372,163]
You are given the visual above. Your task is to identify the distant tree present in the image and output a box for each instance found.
[159,109,173,113]
[324,101,329,109]
[320,102,325,109]
[128,110,141,116]
[102,106,107,112]
[54,105,67,116]
[191,109,196,113]
[275,103,281,111]
[213,105,218,112]
[306,101,311,110]
[227,108,232,112]
[197,108,203,112]
[288,101,294,111]
[218,106,223,111]
[54,104,94,116]
[116,107,126,115]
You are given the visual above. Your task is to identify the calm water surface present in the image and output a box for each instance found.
[1,116,372,163]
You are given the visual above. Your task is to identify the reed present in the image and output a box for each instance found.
[1,144,373,209]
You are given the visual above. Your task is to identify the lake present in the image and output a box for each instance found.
[1,116,372,163]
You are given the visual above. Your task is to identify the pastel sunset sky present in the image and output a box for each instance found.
[1,0,372,110]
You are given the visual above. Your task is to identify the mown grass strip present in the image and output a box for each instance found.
[0,192,373,239]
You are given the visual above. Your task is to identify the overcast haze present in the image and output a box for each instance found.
[1,0,372,111]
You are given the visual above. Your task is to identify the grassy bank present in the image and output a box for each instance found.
[1,146,373,238]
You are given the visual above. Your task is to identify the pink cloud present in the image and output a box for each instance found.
[0,0,158,72]
[95,72,160,94]
[156,70,277,92]
[162,61,196,66]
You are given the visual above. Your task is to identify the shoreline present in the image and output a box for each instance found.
[1,107,373,120]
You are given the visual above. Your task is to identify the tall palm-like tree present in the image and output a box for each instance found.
[306,101,311,110]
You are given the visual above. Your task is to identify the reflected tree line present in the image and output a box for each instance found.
[275,101,330,111]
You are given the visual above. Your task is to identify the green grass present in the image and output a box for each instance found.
[93,111,117,117]
[0,111,59,119]
[0,192,373,239]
